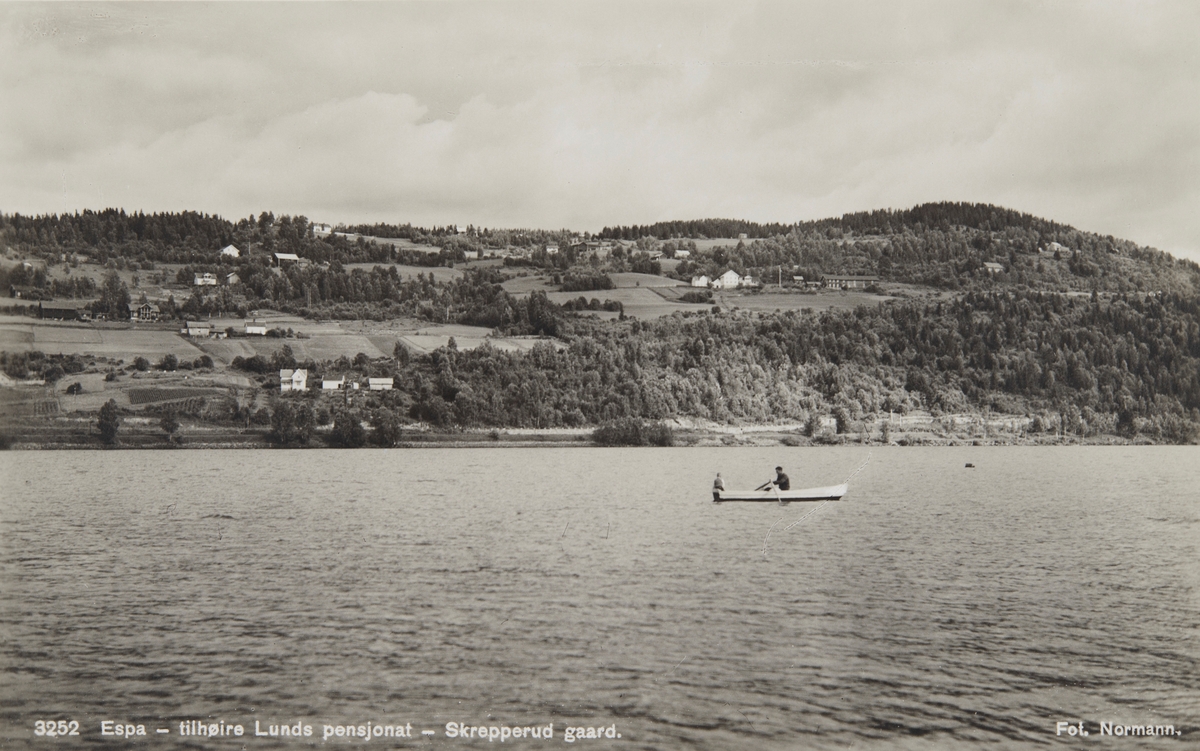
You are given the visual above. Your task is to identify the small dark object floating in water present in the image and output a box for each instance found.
[203,514,235,519]
[964,463,975,468]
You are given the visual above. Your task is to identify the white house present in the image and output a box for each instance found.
[321,376,345,390]
[711,270,742,289]
[219,244,241,258]
[545,244,559,255]
[226,272,241,285]
[690,275,710,288]
[313,223,332,235]
[245,321,267,335]
[194,272,218,286]
[280,369,308,392]
[368,378,394,391]
[674,249,690,259]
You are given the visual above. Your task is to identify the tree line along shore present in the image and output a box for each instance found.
[2,202,1198,448]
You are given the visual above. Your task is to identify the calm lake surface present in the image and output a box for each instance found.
[1,447,1197,749]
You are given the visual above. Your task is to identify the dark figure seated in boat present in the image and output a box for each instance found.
[772,467,790,491]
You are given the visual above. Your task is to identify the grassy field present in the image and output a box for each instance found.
[545,287,712,318]
[196,333,389,363]
[0,320,205,359]
[500,273,557,294]
[690,238,742,251]
[609,272,679,288]
[712,288,892,313]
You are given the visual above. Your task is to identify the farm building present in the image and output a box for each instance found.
[983,262,1004,274]
[244,321,267,335]
[226,272,241,285]
[690,275,710,287]
[280,369,308,392]
[38,301,90,320]
[273,252,301,266]
[673,249,690,259]
[220,244,241,258]
[824,274,880,289]
[711,270,742,290]
[194,272,218,286]
[321,377,345,390]
[132,302,160,321]
[182,321,212,337]
[368,378,394,391]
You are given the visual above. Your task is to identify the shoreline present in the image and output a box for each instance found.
[0,422,1165,450]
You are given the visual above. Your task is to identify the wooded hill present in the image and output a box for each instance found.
[381,290,1199,442]
[3,204,1199,441]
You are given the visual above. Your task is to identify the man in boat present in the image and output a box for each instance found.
[712,473,725,501]
[771,466,790,491]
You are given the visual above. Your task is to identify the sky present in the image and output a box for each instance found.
[1,1,1198,261]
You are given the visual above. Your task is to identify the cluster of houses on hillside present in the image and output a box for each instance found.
[279,369,394,393]
[178,320,271,338]
[690,270,760,289]
[690,271,882,290]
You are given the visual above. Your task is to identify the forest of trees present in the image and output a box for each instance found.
[244,290,1199,443]
[599,218,797,240]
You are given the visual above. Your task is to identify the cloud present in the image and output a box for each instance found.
[1,2,1197,261]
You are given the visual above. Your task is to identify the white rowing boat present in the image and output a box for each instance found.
[713,482,848,503]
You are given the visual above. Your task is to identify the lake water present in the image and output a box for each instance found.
[1,447,1197,749]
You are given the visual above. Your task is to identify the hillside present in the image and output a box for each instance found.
[1,203,1198,446]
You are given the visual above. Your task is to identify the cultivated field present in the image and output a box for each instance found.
[0,320,205,359]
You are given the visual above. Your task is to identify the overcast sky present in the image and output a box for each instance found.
[2,2,1197,261]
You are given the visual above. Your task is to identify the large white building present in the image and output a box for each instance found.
[711,270,742,289]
